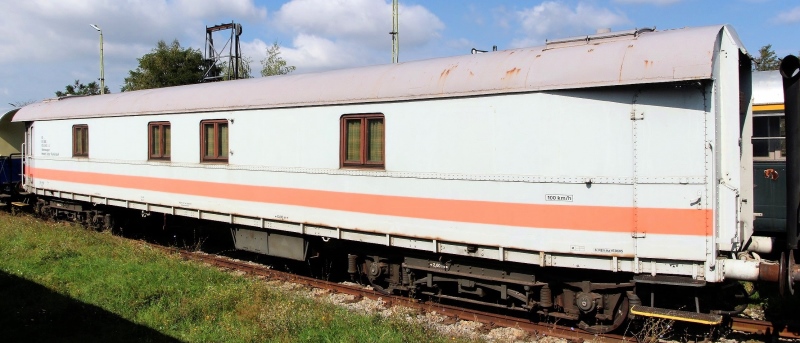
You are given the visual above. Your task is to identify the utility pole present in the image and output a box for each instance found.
[391,0,399,63]
[90,24,105,94]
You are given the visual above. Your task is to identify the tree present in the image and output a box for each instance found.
[220,56,254,80]
[754,44,780,71]
[122,39,205,91]
[55,79,109,97]
[261,42,296,77]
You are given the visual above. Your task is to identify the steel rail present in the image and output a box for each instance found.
[145,243,800,342]
[730,317,800,339]
[149,244,634,343]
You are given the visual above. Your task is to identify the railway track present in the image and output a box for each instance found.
[150,244,636,343]
[730,317,800,339]
[144,243,800,342]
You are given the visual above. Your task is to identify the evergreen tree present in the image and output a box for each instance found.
[754,44,780,71]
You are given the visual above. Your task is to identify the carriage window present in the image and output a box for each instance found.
[72,125,88,157]
[201,120,228,162]
[149,122,171,160]
[753,114,785,160]
[340,114,384,168]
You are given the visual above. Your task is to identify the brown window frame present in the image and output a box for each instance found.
[200,119,229,163]
[148,121,171,160]
[340,113,385,169]
[72,124,88,157]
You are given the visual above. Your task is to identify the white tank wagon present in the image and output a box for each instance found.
[13,25,798,331]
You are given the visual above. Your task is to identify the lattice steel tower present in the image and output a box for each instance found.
[203,22,243,82]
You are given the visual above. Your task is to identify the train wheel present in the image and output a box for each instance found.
[579,293,629,334]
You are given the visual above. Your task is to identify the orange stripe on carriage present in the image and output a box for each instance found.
[28,167,711,236]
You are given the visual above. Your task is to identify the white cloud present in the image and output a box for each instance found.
[612,0,682,5]
[281,34,368,72]
[272,0,444,71]
[173,0,267,20]
[0,0,443,108]
[0,0,266,64]
[446,38,476,51]
[274,0,387,47]
[0,0,267,105]
[510,2,630,48]
[775,6,800,24]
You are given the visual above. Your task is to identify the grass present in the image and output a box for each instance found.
[0,213,476,343]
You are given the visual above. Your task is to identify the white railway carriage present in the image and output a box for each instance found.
[14,25,794,330]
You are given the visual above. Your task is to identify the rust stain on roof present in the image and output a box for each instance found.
[438,65,459,91]
[506,67,521,77]
[440,69,451,78]
[439,64,459,81]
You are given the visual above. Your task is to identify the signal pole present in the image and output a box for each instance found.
[391,0,398,63]
[90,24,104,94]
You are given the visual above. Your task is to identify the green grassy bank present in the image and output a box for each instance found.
[0,213,469,343]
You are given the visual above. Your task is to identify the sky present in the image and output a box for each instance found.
[1,0,798,113]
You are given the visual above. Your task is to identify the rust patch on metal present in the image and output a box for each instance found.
[439,65,459,83]
[505,67,521,77]
[758,261,780,282]
[644,60,654,68]
[440,69,451,79]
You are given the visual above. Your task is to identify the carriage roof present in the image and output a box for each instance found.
[14,25,746,121]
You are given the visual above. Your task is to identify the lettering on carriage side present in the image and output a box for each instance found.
[594,248,623,253]
[39,136,59,156]
[546,194,573,202]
